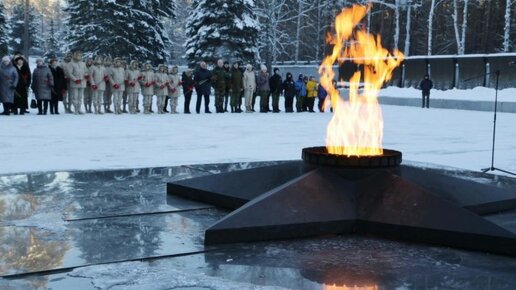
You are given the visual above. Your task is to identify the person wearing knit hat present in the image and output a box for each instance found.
[0,56,19,115]
[256,64,270,113]
[31,58,54,115]
[269,67,282,113]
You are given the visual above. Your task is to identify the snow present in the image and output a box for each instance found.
[380,86,516,102]
[1,89,515,176]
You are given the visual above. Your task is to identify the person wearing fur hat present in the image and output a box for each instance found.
[154,64,169,114]
[0,56,19,115]
[167,65,180,114]
[83,58,94,113]
[31,58,54,115]
[68,50,88,114]
[109,57,126,114]
[103,56,114,113]
[243,64,256,113]
[139,62,155,114]
[61,53,73,113]
[89,56,107,114]
[49,58,66,114]
[125,60,141,114]
[256,64,270,113]
[13,54,31,115]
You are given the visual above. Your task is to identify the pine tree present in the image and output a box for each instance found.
[66,0,175,63]
[44,19,59,58]
[8,2,43,54]
[185,0,260,66]
[0,1,9,55]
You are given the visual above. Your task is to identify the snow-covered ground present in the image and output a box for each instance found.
[381,86,516,102]
[1,89,515,176]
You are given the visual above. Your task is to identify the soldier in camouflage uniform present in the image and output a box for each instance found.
[212,59,226,113]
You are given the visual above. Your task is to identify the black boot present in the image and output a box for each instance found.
[2,103,11,115]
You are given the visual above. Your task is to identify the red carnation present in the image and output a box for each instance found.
[91,84,98,90]
[75,79,81,84]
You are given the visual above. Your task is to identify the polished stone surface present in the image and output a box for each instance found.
[1,161,516,289]
[169,161,516,255]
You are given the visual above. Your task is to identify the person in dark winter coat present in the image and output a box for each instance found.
[181,68,195,114]
[229,62,243,113]
[12,52,31,113]
[269,68,282,113]
[49,58,67,114]
[282,72,295,113]
[1,56,19,115]
[13,56,31,114]
[317,83,328,112]
[419,74,433,108]
[31,58,54,115]
[194,61,212,114]
[223,61,231,112]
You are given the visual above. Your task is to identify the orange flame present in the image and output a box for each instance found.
[319,4,404,156]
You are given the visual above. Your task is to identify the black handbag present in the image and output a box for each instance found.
[30,99,37,109]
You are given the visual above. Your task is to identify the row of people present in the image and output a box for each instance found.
[1,53,337,116]
[193,59,336,114]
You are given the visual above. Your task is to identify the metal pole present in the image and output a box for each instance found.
[489,70,499,170]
